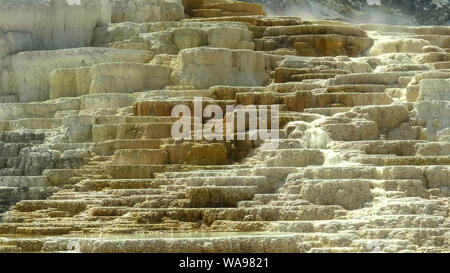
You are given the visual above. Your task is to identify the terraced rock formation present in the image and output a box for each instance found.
[0,0,448,253]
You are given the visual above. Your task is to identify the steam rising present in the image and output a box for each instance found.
[243,0,448,26]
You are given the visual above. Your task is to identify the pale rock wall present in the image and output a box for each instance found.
[352,105,410,134]
[0,98,81,121]
[419,79,450,101]
[0,32,44,59]
[174,47,272,89]
[414,101,450,141]
[49,67,93,99]
[0,0,111,51]
[81,93,135,109]
[413,77,450,141]
[0,48,153,102]
[89,62,172,93]
[49,63,171,99]
[110,0,185,23]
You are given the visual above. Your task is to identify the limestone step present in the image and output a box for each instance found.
[274,67,350,83]
[0,176,48,187]
[0,132,45,143]
[124,205,343,224]
[80,93,136,110]
[352,155,450,166]
[359,215,447,229]
[79,178,172,191]
[356,228,448,243]
[0,98,80,120]
[155,166,296,181]
[290,166,449,187]
[106,165,180,179]
[78,108,128,116]
[174,176,272,193]
[260,149,325,167]
[285,92,393,112]
[312,92,393,108]
[265,139,322,150]
[13,200,89,213]
[92,139,162,156]
[91,155,113,162]
[135,90,211,100]
[268,215,447,233]
[9,118,62,130]
[100,195,181,207]
[432,61,450,69]
[286,178,427,195]
[333,72,417,85]
[155,169,253,179]
[350,239,417,253]
[112,149,168,165]
[46,143,92,152]
[331,140,428,156]
[187,186,258,207]
[291,73,340,82]
[4,234,302,253]
[92,122,174,141]
[239,200,312,208]
[133,99,235,117]
[94,116,179,125]
[102,189,167,197]
[304,107,352,116]
[254,194,302,203]
[326,84,396,93]
[367,198,448,216]
[415,143,450,156]
[49,191,110,201]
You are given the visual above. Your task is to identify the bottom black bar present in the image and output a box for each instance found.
[0,253,443,272]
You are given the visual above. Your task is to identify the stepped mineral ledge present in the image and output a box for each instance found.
[0,0,449,253]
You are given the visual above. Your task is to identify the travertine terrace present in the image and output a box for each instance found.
[0,0,448,253]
